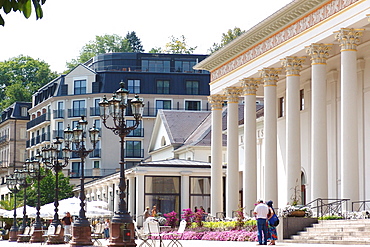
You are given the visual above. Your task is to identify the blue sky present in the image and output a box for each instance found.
[0,0,292,73]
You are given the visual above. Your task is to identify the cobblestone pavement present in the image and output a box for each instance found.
[1,239,370,247]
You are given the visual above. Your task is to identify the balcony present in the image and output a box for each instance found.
[89,148,101,158]
[0,135,8,144]
[52,130,65,139]
[124,149,144,158]
[53,109,65,119]
[68,108,87,118]
[70,168,116,178]
[27,112,51,129]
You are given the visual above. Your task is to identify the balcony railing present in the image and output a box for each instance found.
[124,149,144,158]
[53,109,65,119]
[70,169,116,178]
[0,135,8,144]
[27,112,51,129]
[68,108,87,118]
[92,64,210,74]
[53,130,65,139]
[41,132,51,142]
[89,148,101,158]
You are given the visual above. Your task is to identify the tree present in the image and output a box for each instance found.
[125,31,144,53]
[0,0,46,26]
[0,55,57,111]
[162,35,197,54]
[208,27,245,54]
[18,168,74,207]
[65,34,134,72]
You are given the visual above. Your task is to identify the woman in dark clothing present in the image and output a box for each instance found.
[266,200,278,245]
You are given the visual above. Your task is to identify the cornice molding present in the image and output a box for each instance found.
[194,0,360,81]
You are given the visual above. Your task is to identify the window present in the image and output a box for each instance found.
[278,97,285,118]
[186,81,199,95]
[175,60,197,72]
[93,161,100,169]
[156,100,171,111]
[300,89,305,111]
[74,80,86,95]
[56,122,64,138]
[55,101,64,118]
[127,120,143,137]
[145,176,180,215]
[185,101,201,111]
[90,99,100,116]
[71,162,80,177]
[125,141,142,158]
[190,177,211,214]
[72,100,86,117]
[142,60,170,72]
[128,79,140,94]
[21,107,28,117]
[156,80,170,94]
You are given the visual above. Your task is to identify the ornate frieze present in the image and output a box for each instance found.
[259,68,282,86]
[281,56,306,76]
[306,43,332,64]
[241,78,261,95]
[334,28,363,51]
[208,0,360,82]
[224,87,242,103]
[208,94,226,110]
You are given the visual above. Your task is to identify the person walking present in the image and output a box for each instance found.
[253,199,269,245]
[62,212,73,243]
[267,200,278,245]
[104,218,110,240]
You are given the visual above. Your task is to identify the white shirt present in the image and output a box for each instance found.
[253,203,269,219]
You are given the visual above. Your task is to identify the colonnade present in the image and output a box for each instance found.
[208,28,364,217]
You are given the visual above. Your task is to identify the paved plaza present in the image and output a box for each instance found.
[0,239,369,247]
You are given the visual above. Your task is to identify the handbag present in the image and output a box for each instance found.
[268,213,279,227]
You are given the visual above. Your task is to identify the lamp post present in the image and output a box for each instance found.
[27,152,46,243]
[99,81,144,247]
[6,171,21,242]
[17,166,33,242]
[42,136,69,244]
[64,116,99,246]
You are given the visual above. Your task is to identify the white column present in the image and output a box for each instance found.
[208,94,226,216]
[241,78,261,216]
[224,87,241,218]
[108,183,114,212]
[128,176,135,215]
[260,68,281,204]
[113,180,119,212]
[282,57,305,204]
[306,43,332,201]
[335,28,363,202]
[135,172,145,222]
[181,172,191,211]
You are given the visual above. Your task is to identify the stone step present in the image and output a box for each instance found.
[298,230,370,237]
[284,239,370,245]
[307,226,369,232]
[293,233,370,240]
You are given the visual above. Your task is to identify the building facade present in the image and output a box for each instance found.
[0,102,31,199]
[26,53,210,184]
[194,0,370,217]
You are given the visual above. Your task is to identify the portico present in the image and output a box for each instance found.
[197,0,370,215]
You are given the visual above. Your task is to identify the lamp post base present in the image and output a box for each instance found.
[46,221,64,245]
[30,224,44,243]
[69,218,93,246]
[8,227,19,242]
[108,212,136,247]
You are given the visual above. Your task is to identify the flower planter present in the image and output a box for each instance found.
[288,210,305,217]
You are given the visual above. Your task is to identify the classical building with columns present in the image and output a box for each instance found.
[194,0,370,217]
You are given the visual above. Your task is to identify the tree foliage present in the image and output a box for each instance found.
[0,0,46,26]
[163,35,197,54]
[125,31,144,53]
[0,55,57,111]
[66,33,144,72]
[208,27,245,54]
[18,168,74,207]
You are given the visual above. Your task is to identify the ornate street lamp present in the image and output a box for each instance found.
[42,136,69,244]
[17,166,33,242]
[27,152,46,243]
[64,116,99,246]
[99,81,144,247]
[6,171,21,242]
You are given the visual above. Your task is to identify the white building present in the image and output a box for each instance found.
[194,0,370,217]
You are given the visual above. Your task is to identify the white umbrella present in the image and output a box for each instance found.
[0,208,10,217]
[2,205,49,218]
[87,200,109,209]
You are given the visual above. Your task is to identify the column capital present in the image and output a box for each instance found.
[208,94,226,110]
[224,86,242,103]
[259,68,282,86]
[305,43,332,65]
[241,78,261,95]
[334,28,363,51]
[281,56,306,76]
